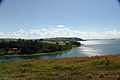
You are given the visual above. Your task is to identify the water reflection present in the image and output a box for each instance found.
[0,39,120,61]
[79,47,102,56]
[80,40,116,45]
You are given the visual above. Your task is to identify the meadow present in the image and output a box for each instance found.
[0,54,120,80]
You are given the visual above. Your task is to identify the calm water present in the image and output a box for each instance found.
[0,39,120,61]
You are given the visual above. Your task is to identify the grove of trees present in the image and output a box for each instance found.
[0,39,81,55]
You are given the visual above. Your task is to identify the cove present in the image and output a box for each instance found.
[0,39,120,61]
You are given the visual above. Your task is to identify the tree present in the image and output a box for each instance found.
[56,42,59,45]
[39,39,43,41]
[4,47,9,54]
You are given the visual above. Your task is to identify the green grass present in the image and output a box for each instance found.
[40,41,66,45]
[8,50,14,54]
[0,54,120,80]
[91,58,110,65]
[0,49,4,55]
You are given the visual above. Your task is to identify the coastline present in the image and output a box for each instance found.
[0,48,72,57]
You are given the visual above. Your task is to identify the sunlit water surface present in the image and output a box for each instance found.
[0,39,120,61]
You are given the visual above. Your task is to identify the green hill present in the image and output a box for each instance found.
[42,37,85,41]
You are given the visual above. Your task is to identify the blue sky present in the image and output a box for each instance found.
[0,0,120,39]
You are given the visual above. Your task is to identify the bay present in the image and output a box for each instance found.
[0,39,120,61]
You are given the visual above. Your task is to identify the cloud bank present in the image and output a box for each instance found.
[0,25,120,39]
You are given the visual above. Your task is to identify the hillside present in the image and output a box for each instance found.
[0,39,81,56]
[42,37,85,41]
[0,54,120,80]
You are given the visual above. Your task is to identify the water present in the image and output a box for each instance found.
[0,39,120,61]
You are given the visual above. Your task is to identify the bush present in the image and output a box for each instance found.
[63,64,76,70]
[20,63,33,67]
[92,58,110,65]
[53,64,76,70]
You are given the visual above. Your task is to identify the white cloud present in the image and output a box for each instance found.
[0,32,5,37]
[56,25,64,28]
[0,25,120,39]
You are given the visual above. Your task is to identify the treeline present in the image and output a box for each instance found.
[42,37,85,41]
[0,39,81,55]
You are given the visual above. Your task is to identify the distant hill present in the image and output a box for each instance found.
[42,37,85,41]
[0,37,85,42]
[0,38,17,42]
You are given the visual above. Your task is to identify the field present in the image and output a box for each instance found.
[40,41,66,45]
[0,54,120,80]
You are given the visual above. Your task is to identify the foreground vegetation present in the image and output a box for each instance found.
[0,39,81,56]
[0,54,120,80]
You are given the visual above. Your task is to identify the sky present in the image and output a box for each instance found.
[0,0,120,39]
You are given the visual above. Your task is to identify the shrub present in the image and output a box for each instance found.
[52,64,76,70]
[91,58,110,65]
[20,63,33,67]
[18,68,27,73]
[52,64,62,70]
[62,64,77,70]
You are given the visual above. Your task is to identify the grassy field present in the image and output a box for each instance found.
[40,41,66,45]
[0,54,120,80]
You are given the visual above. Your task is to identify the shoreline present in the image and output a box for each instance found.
[0,48,73,57]
[10,53,120,61]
